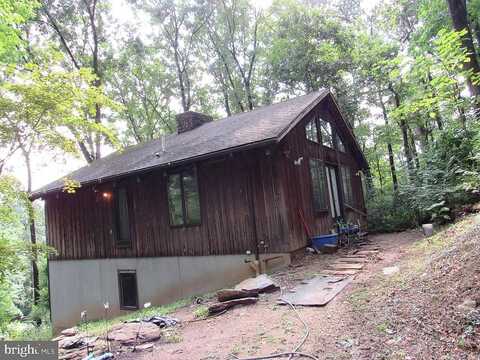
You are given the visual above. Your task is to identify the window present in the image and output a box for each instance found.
[167,166,201,226]
[115,186,130,247]
[336,133,346,152]
[305,118,319,143]
[309,159,328,212]
[118,270,138,310]
[340,166,353,205]
[319,119,333,148]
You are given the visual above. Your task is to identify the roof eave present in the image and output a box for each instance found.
[30,137,278,201]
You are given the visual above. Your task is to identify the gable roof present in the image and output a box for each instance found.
[31,90,367,199]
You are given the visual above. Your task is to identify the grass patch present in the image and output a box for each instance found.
[193,305,209,319]
[375,320,390,334]
[78,298,191,336]
[348,288,370,310]
[6,321,53,341]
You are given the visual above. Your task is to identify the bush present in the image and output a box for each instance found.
[367,191,418,233]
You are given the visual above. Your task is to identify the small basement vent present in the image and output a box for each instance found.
[118,270,139,310]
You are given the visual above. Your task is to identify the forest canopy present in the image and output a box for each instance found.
[0,0,479,338]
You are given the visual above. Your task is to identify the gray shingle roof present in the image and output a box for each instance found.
[32,90,360,198]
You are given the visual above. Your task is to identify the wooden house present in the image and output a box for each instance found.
[31,90,368,330]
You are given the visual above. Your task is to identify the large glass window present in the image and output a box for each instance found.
[340,166,353,205]
[115,186,131,247]
[309,159,328,212]
[167,166,201,226]
[319,119,333,148]
[336,133,346,152]
[305,118,319,143]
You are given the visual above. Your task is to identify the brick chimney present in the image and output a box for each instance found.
[176,111,213,134]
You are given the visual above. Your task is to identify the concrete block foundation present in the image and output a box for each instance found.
[49,253,290,331]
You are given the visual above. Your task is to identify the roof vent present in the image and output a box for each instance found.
[176,111,212,134]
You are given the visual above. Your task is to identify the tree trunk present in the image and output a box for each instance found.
[373,143,384,194]
[446,0,480,96]
[378,90,399,192]
[389,84,414,175]
[408,126,420,169]
[22,148,39,306]
[427,72,444,130]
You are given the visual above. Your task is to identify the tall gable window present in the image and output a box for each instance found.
[115,186,131,247]
[336,134,346,152]
[309,159,328,212]
[305,118,319,143]
[340,166,353,205]
[168,166,201,226]
[319,119,333,148]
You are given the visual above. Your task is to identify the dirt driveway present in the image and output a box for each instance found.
[127,230,423,360]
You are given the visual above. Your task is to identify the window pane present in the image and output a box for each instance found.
[116,187,130,245]
[309,159,327,211]
[183,168,201,225]
[118,271,138,309]
[341,166,353,205]
[168,173,184,226]
[336,134,346,152]
[320,119,333,148]
[305,119,318,143]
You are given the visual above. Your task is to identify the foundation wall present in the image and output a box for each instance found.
[49,253,290,331]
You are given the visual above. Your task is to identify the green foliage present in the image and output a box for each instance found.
[0,60,119,156]
[402,127,480,222]
[0,0,39,63]
[367,192,418,233]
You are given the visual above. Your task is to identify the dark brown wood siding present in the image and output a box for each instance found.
[44,97,366,260]
[45,149,289,260]
[277,98,367,252]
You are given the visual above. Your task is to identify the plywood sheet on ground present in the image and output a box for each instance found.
[278,276,352,306]
[329,262,365,270]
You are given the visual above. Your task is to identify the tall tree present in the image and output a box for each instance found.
[38,0,110,162]
[204,0,262,113]
[107,37,177,144]
[0,62,116,304]
[446,0,480,96]
[141,0,207,112]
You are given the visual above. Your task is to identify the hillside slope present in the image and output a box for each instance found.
[350,214,480,359]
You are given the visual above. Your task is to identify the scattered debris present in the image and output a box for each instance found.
[234,274,280,293]
[336,338,355,349]
[125,315,179,328]
[382,266,400,275]
[217,288,259,302]
[278,276,352,306]
[208,297,258,315]
[82,352,113,360]
[457,298,478,315]
[305,247,317,254]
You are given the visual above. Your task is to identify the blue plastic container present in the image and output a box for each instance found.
[311,233,338,249]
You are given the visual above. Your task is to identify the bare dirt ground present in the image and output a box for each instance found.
[121,229,425,360]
